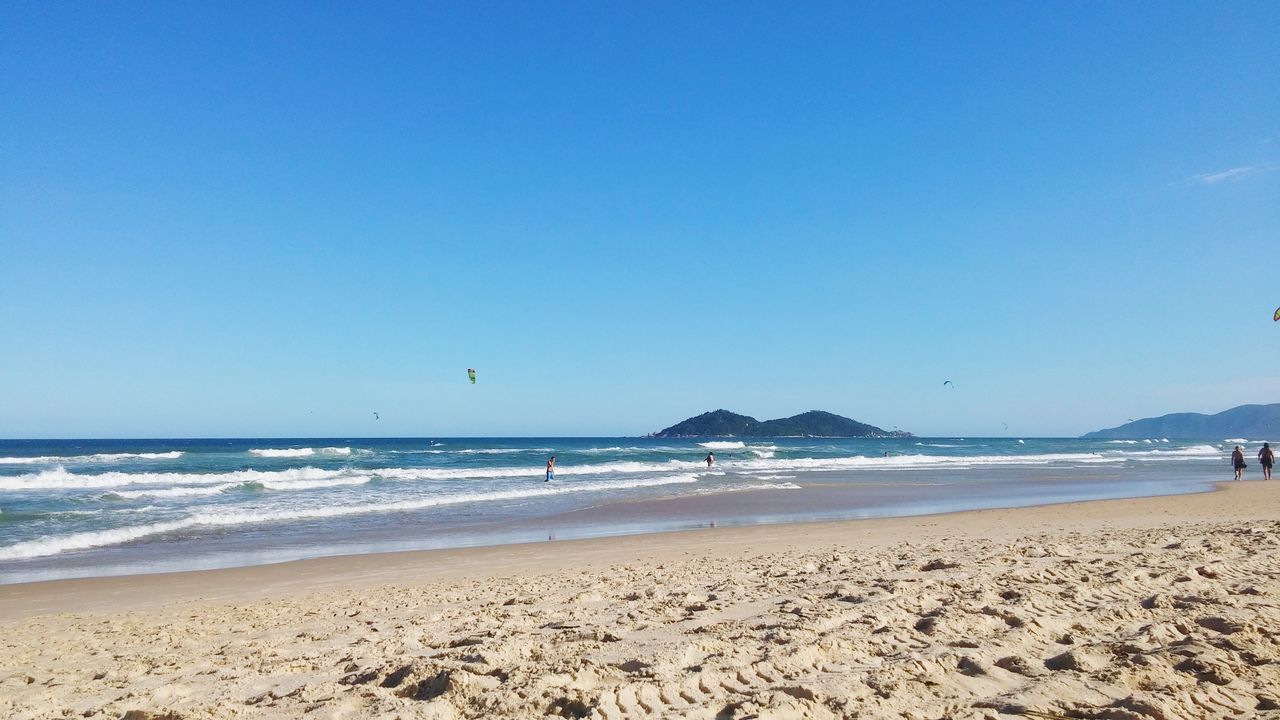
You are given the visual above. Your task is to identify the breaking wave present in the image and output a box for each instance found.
[3,442,1226,495]
[0,474,701,560]
[250,448,315,457]
[103,475,374,500]
[2,466,351,491]
[1105,444,1220,458]
[0,451,183,465]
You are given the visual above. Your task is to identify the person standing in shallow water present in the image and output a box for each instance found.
[1259,443,1274,481]
[705,452,714,468]
[545,455,556,482]
[1231,446,1246,481]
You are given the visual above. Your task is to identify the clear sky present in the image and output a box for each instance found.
[2,2,1277,438]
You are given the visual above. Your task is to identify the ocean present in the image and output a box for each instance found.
[0,436,1249,584]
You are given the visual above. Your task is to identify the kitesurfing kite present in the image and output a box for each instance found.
[373,412,380,420]
[1274,307,1279,322]
[943,380,954,388]
[467,368,477,384]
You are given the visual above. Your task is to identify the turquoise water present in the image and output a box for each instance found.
[0,436,1247,583]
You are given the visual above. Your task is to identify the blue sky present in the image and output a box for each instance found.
[2,2,1277,438]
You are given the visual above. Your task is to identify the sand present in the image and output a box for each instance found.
[2,482,1278,719]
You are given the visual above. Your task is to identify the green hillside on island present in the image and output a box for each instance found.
[652,410,910,438]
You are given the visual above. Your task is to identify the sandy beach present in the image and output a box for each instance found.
[2,481,1278,719]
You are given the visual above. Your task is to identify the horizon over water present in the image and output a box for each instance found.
[0,435,1253,585]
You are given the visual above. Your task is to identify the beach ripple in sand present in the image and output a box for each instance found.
[2,521,1279,719]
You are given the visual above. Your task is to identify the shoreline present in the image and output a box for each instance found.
[3,481,1278,719]
[0,478,1253,620]
[0,461,1220,589]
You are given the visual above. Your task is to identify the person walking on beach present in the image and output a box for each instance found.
[1259,443,1275,481]
[545,455,556,482]
[705,452,714,468]
[1231,445,1246,481]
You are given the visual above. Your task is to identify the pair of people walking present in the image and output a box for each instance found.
[1232,443,1274,481]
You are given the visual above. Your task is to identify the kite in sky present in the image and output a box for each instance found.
[373,412,380,420]
[943,380,954,388]
[467,368,477,384]
[1274,307,1279,322]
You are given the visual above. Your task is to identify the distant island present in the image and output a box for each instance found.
[652,410,911,438]
[1082,403,1280,439]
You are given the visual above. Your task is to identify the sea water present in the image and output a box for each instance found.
[0,436,1250,583]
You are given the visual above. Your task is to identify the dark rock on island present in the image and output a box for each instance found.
[652,410,911,438]
[1082,403,1280,439]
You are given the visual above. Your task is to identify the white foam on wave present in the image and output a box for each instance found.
[321,447,352,455]
[1224,438,1248,444]
[10,461,707,492]
[0,473,702,560]
[11,445,1179,493]
[257,476,372,491]
[0,451,184,465]
[9,439,1220,496]
[579,446,703,455]
[1106,440,1139,444]
[250,448,316,457]
[373,459,704,482]
[456,448,554,455]
[727,452,1122,473]
[109,483,242,499]
[58,505,164,514]
[94,451,184,461]
[1107,444,1220,458]
[699,441,746,450]
[392,447,556,456]
[103,475,373,499]
[2,466,348,491]
[686,481,802,496]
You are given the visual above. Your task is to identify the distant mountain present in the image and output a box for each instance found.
[1082,403,1280,439]
[652,410,910,438]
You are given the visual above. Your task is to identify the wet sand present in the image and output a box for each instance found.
[2,481,1278,718]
